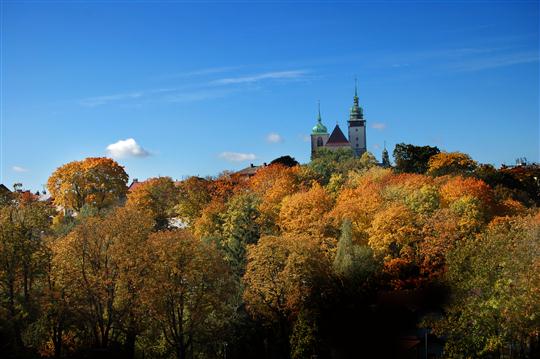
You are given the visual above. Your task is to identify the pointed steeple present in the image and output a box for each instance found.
[350,78,363,121]
[354,76,358,101]
[312,100,328,134]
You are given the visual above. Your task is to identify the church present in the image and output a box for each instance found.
[310,84,367,159]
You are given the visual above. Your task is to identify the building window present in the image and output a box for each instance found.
[317,137,323,146]
[355,128,358,132]
[356,144,359,147]
[356,137,358,141]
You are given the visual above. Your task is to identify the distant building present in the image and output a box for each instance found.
[0,184,11,195]
[311,82,367,158]
[233,163,264,179]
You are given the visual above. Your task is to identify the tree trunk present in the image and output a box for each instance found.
[125,331,137,359]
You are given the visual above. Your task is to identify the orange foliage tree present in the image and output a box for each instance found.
[47,157,128,212]
[278,182,334,238]
[249,164,299,233]
[427,152,478,176]
[51,207,154,349]
[127,176,179,229]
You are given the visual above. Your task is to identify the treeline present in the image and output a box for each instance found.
[1,145,539,359]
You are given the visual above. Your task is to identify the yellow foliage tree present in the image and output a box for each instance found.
[427,151,477,176]
[127,176,179,229]
[278,182,334,237]
[51,207,154,349]
[243,234,331,322]
[143,230,235,359]
[249,164,299,233]
[47,157,128,212]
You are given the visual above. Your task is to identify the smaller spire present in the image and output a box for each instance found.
[317,100,321,122]
[354,76,358,98]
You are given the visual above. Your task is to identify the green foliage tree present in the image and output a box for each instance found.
[431,215,540,358]
[220,192,261,277]
[0,192,54,354]
[270,155,300,167]
[381,147,391,167]
[393,143,440,174]
[174,176,213,225]
[333,220,380,285]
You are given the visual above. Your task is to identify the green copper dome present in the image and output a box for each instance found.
[312,102,328,134]
[312,122,328,134]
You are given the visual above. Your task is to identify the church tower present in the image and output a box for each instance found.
[348,80,366,157]
[310,101,329,159]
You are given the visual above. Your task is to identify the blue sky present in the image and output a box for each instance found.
[1,1,539,191]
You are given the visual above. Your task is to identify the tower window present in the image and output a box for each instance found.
[355,128,358,132]
[356,137,358,141]
[317,137,323,146]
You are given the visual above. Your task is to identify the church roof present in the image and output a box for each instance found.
[326,125,350,146]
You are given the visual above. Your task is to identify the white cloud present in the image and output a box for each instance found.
[300,134,311,142]
[79,88,176,107]
[106,138,150,159]
[155,66,242,79]
[218,152,256,162]
[12,166,28,173]
[214,70,307,85]
[371,122,386,130]
[266,132,283,143]
[80,92,144,107]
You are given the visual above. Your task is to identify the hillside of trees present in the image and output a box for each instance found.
[1,145,539,359]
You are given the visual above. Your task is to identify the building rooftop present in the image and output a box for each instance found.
[325,124,350,146]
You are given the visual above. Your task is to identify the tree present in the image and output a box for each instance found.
[243,234,331,356]
[144,230,235,359]
[174,176,213,226]
[308,148,356,184]
[358,151,378,168]
[393,143,440,174]
[0,193,53,353]
[270,155,300,168]
[47,157,128,212]
[127,176,179,229]
[249,164,299,234]
[220,193,261,276]
[333,220,379,285]
[381,147,391,167]
[431,214,540,358]
[51,207,154,352]
[278,182,334,238]
[329,168,392,244]
[440,176,494,214]
[427,151,478,176]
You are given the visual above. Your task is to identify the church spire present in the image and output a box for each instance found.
[350,78,363,121]
[312,100,328,135]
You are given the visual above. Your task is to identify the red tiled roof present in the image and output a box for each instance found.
[128,180,145,192]
[326,125,350,145]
